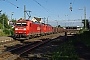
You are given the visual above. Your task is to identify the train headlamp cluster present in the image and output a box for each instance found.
[15,28,26,30]
[23,28,26,30]
[15,28,18,30]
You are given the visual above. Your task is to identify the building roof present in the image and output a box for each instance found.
[33,17,41,22]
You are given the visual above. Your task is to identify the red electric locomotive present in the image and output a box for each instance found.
[14,19,53,39]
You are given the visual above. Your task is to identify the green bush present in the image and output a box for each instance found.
[0,27,14,36]
[3,28,11,35]
[10,28,14,35]
[79,28,89,34]
[0,23,3,29]
[0,29,5,36]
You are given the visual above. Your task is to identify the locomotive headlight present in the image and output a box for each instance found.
[15,28,18,30]
[23,28,26,30]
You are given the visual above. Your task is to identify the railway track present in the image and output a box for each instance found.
[0,38,51,60]
[0,32,68,60]
[0,40,22,54]
[0,34,53,53]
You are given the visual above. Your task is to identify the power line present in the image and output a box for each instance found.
[33,0,57,19]
[33,0,49,13]
[72,0,75,7]
[4,0,19,8]
[0,0,24,9]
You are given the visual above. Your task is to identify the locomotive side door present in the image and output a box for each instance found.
[29,23,32,34]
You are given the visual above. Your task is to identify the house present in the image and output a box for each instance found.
[8,20,15,28]
[32,17,42,23]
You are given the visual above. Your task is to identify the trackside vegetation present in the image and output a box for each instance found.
[0,13,15,36]
[50,39,79,60]
[75,29,90,49]
[48,29,90,60]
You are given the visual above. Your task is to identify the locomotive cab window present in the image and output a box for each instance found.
[16,23,21,26]
[16,22,27,26]
[22,23,27,26]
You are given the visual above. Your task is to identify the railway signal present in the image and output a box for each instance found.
[69,7,72,11]
[69,2,72,11]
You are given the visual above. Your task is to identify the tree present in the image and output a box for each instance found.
[0,13,15,35]
[11,19,16,23]
[19,18,23,20]
[0,13,11,29]
[0,23,3,29]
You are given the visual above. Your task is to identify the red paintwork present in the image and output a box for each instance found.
[14,20,32,36]
[14,20,53,38]
[14,19,64,39]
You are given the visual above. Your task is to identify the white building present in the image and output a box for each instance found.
[8,20,15,28]
[32,17,42,23]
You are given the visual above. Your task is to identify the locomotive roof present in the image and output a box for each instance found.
[16,20,32,22]
[46,24,52,26]
[16,20,52,26]
[32,22,52,26]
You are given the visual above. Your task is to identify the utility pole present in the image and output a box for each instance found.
[47,17,49,33]
[24,5,31,20]
[65,23,66,28]
[84,6,86,29]
[79,6,86,29]
[11,12,14,20]
[81,16,82,27]
[55,20,58,33]
[43,17,46,24]
[3,18,4,30]
[47,17,48,24]
[55,20,58,27]
[24,5,26,20]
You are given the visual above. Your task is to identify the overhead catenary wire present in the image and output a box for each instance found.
[72,0,75,8]
[3,0,19,8]
[33,0,49,13]
[33,0,58,19]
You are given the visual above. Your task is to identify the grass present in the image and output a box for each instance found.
[48,29,90,60]
[76,30,90,49]
[0,29,9,36]
[49,39,79,60]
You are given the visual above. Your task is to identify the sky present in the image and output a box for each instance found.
[0,0,90,27]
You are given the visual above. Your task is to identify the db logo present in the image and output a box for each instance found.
[37,27,40,30]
